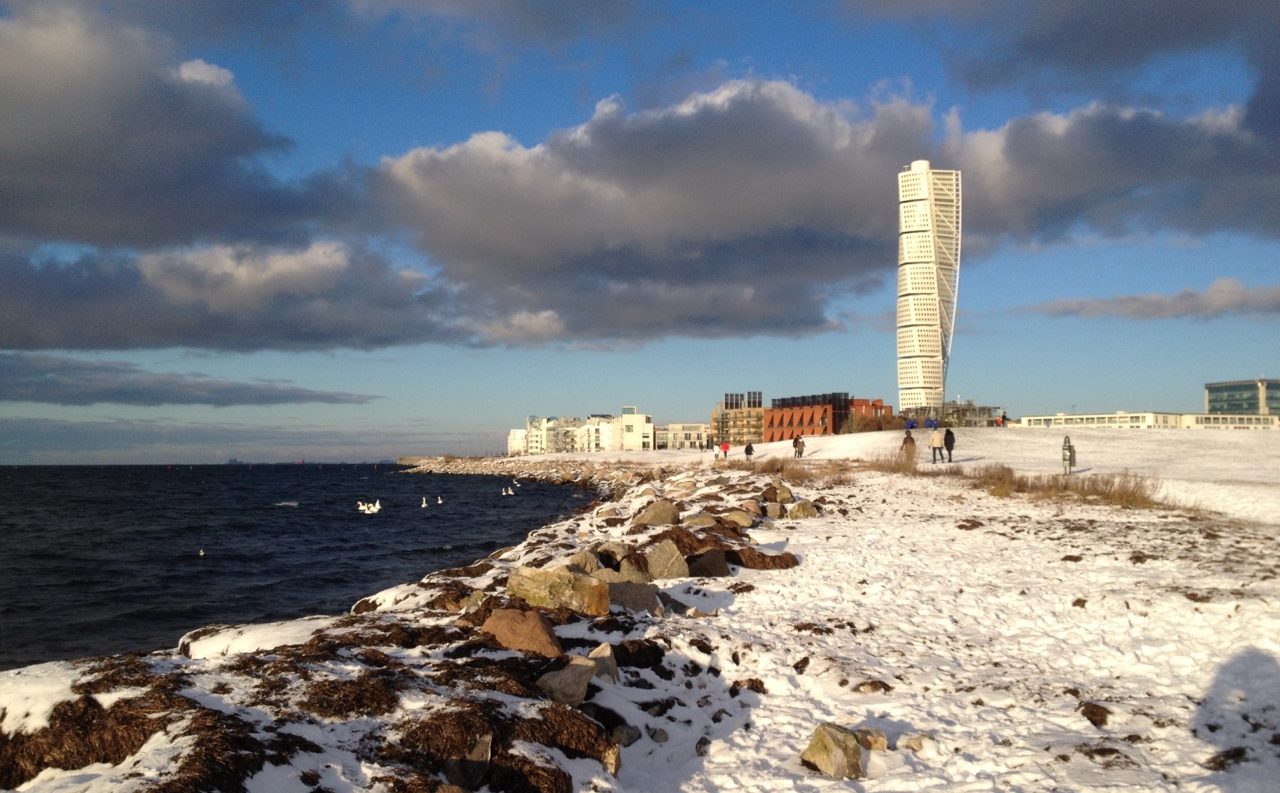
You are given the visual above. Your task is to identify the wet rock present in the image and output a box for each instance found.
[801,722,864,779]
[479,609,563,658]
[507,566,610,616]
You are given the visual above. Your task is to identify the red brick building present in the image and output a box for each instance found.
[763,394,894,442]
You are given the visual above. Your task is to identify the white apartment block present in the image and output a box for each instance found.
[897,159,961,414]
[509,407,653,455]
[657,422,711,450]
[1020,412,1278,430]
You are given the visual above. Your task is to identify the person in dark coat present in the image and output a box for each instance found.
[900,430,916,458]
[745,442,754,461]
[943,428,955,462]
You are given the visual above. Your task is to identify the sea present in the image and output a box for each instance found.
[0,464,592,672]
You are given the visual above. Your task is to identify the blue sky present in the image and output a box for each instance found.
[1,0,1277,463]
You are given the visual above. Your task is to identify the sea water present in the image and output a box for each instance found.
[0,464,590,671]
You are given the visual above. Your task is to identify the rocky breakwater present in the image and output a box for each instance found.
[0,465,828,792]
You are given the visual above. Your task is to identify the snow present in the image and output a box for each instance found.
[0,661,78,734]
[3,428,1278,791]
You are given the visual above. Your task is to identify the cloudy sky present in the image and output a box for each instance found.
[1,0,1277,463]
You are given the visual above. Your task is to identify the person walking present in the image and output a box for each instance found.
[900,429,916,458]
[791,436,799,458]
[943,427,955,462]
[795,436,805,458]
[929,428,945,463]
[720,440,730,459]
[744,442,754,461]
[1000,411,1009,427]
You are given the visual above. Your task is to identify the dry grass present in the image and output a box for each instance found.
[850,455,1162,510]
[962,464,1160,509]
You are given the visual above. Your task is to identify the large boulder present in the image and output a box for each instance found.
[682,513,720,530]
[688,548,732,578]
[632,499,681,528]
[787,499,821,519]
[536,656,597,705]
[591,566,652,585]
[644,539,689,580]
[607,582,663,615]
[720,508,757,527]
[561,549,602,574]
[507,566,610,616]
[727,546,799,570]
[801,722,864,779]
[479,609,563,658]
[763,502,786,519]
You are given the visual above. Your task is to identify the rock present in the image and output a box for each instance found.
[721,508,757,527]
[688,548,732,578]
[801,722,864,779]
[479,609,563,658]
[536,656,597,705]
[774,483,795,504]
[897,733,931,754]
[764,502,786,519]
[647,726,669,743]
[588,643,620,682]
[787,499,821,519]
[854,727,888,751]
[727,546,800,570]
[614,638,665,668]
[561,549,601,574]
[695,736,711,756]
[507,566,610,616]
[591,566,652,585]
[645,539,690,580]
[761,484,778,502]
[683,513,720,529]
[594,541,631,567]
[632,499,681,528]
[607,582,662,615]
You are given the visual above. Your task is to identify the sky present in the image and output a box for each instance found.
[1,0,1278,464]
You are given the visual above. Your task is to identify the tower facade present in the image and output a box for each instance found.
[896,160,961,414]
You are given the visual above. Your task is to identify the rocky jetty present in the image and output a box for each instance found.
[0,461,821,792]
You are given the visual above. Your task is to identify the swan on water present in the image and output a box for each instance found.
[421,497,428,508]
[437,496,443,504]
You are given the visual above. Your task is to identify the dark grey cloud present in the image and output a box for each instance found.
[0,245,470,351]
[947,103,1280,245]
[847,1,1280,137]
[379,81,926,343]
[0,353,376,406]
[1026,278,1280,320]
[0,7,356,248]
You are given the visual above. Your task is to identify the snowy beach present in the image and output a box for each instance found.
[2,428,1278,791]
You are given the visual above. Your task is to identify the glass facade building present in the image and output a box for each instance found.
[1205,380,1279,415]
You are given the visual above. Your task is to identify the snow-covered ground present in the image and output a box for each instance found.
[542,426,1280,525]
[2,428,1277,791]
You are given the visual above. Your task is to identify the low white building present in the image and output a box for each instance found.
[1019,411,1277,430]
[506,429,527,456]
[509,407,654,455]
[657,422,711,450]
